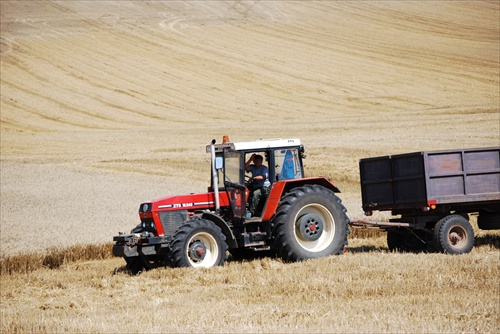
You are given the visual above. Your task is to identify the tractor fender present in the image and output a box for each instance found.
[262,178,341,221]
[200,211,238,249]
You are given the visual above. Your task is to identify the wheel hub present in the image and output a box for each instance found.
[448,227,466,247]
[296,213,323,241]
[189,240,206,262]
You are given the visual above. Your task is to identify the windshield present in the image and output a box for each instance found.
[224,150,243,186]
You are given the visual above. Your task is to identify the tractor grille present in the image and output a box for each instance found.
[158,210,189,236]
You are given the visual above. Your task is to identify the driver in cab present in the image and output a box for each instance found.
[245,154,270,216]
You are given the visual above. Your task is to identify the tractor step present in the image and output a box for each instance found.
[238,231,267,247]
[249,246,271,252]
[244,217,262,223]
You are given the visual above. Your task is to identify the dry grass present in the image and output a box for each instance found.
[1,1,499,333]
[0,243,113,275]
[1,237,499,333]
[1,229,498,333]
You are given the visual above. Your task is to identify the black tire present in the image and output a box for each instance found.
[140,254,169,270]
[434,214,474,254]
[124,252,169,275]
[386,228,427,253]
[125,257,143,275]
[387,230,403,252]
[477,212,500,230]
[271,185,349,262]
[170,219,228,268]
[229,248,276,261]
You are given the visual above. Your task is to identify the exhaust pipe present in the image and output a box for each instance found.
[210,139,220,211]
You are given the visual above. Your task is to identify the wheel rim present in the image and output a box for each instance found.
[448,225,468,250]
[293,203,335,252]
[186,231,219,268]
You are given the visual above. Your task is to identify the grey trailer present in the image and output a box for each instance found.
[353,147,500,254]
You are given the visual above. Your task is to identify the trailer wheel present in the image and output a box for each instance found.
[272,185,349,262]
[170,219,228,268]
[477,212,500,230]
[387,230,403,251]
[434,215,474,254]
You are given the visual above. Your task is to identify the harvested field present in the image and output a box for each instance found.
[1,1,499,333]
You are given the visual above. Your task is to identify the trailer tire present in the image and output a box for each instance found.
[170,218,228,268]
[272,185,349,262]
[387,230,403,251]
[477,212,500,230]
[434,215,474,254]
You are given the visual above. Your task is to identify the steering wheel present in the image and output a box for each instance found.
[245,174,254,189]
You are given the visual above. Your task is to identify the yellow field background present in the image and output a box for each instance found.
[1,1,499,332]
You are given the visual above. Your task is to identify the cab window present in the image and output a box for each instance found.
[275,149,303,181]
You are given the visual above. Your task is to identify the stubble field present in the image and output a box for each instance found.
[1,1,499,333]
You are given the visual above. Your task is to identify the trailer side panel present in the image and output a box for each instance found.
[425,149,500,204]
[360,147,500,213]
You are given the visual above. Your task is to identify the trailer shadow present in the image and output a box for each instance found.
[475,233,500,249]
[345,234,500,254]
[346,245,388,253]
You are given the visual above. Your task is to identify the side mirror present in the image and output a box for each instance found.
[215,156,223,169]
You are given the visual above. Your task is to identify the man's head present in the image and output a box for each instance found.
[254,154,263,166]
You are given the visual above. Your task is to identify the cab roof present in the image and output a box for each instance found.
[233,138,301,151]
[207,138,301,153]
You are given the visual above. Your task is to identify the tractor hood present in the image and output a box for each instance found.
[137,191,231,237]
[146,191,230,213]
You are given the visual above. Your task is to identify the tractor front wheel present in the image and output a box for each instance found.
[272,185,349,262]
[170,218,228,268]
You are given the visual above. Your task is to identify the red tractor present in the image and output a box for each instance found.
[113,136,349,273]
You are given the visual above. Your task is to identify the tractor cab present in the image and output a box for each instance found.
[207,136,305,219]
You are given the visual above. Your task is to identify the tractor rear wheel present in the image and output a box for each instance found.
[272,185,349,262]
[170,218,228,268]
